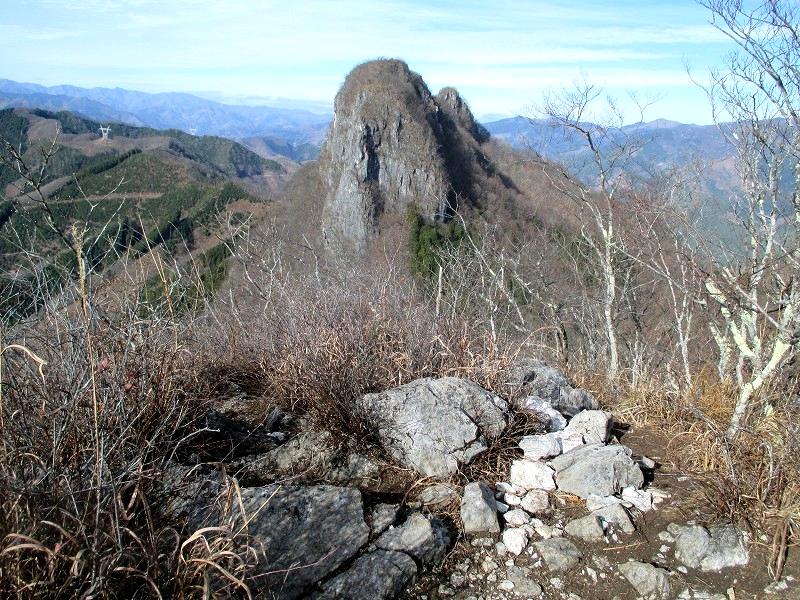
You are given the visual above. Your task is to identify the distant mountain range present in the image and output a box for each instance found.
[483,115,743,236]
[483,116,732,179]
[0,79,330,148]
[0,78,745,211]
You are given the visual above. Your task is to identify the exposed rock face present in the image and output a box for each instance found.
[318,59,504,254]
[358,377,508,478]
[235,484,370,599]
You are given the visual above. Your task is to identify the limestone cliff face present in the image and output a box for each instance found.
[318,59,493,254]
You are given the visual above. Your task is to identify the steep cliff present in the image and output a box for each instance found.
[316,59,512,254]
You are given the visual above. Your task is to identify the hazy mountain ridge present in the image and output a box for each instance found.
[0,79,330,147]
[483,116,732,174]
[0,78,745,192]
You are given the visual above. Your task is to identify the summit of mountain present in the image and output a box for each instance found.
[310,59,520,254]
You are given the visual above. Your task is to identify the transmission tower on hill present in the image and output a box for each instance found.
[98,126,111,140]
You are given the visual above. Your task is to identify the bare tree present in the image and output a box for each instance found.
[535,81,652,382]
[694,0,800,438]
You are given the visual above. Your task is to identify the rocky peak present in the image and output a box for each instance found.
[436,86,489,144]
[318,59,500,255]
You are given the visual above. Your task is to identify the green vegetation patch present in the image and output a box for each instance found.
[58,152,183,197]
[407,209,467,279]
[0,109,30,187]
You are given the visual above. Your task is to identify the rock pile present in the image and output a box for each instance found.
[441,391,754,599]
[171,359,764,599]
[491,408,657,551]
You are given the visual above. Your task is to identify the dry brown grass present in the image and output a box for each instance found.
[0,274,263,598]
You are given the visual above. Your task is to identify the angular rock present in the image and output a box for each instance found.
[637,455,657,470]
[496,481,522,496]
[461,482,499,534]
[234,484,369,599]
[503,509,531,527]
[551,444,643,498]
[505,566,543,597]
[367,503,399,537]
[519,433,562,460]
[519,396,567,432]
[586,494,629,512]
[676,591,728,600]
[534,537,582,572]
[318,60,503,254]
[419,483,458,507]
[329,452,383,487]
[520,489,550,514]
[670,523,749,571]
[507,358,598,416]
[564,514,605,542]
[230,429,336,485]
[621,486,653,512]
[592,503,636,534]
[563,410,612,445]
[618,561,671,599]
[502,527,529,555]
[358,377,508,478]
[162,464,228,528]
[316,550,417,600]
[509,459,556,491]
[374,512,450,565]
[702,524,750,570]
[558,431,585,453]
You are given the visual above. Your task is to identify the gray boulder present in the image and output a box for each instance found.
[366,503,400,537]
[234,484,369,599]
[563,410,612,445]
[419,483,459,507]
[533,537,582,572]
[358,377,508,478]
[518,396,567,432]
[374,512,450,565]
[564,514,605,542]
[592,503,636,534]
[506,358,598,416]
[618,561,671,599]
[461,482,500,534]
[316,550,417,599]
[551,444,644,498]
[670,523,749,571]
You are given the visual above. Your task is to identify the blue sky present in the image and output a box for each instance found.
[3,0,734,123]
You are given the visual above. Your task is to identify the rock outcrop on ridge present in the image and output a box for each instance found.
[317,59,513,254]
